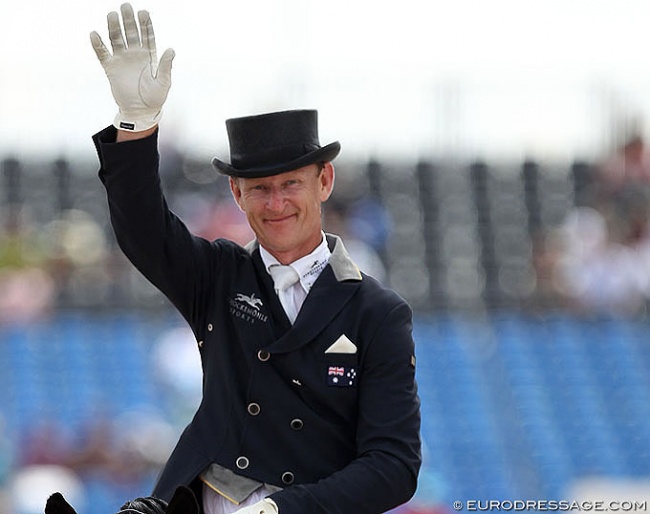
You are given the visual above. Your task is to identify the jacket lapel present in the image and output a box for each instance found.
[266,234,363,354]
[226,242,288,349]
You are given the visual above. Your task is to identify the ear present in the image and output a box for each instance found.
[319,162,335,202]
[45,492,78,514]
[229,177,245,211]
[166,486,199,514]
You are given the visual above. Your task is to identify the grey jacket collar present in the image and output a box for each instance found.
[245,233,362,283]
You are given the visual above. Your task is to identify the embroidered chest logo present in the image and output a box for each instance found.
[327,366,357,387]
[229,292,269,325]
[235,292,263,310]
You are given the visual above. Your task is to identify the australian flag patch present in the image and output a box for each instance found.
[327,366,357,387]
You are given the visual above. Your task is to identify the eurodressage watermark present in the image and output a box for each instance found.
[453,500,648,512]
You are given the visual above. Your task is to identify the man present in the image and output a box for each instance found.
[90,4,421,513]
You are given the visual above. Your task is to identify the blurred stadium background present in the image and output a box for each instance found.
[3,1,650,513]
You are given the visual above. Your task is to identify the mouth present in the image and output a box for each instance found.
[265,214,296,225]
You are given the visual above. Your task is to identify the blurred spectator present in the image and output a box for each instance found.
[19,420,69,469]
[598,132,650,194]
[530,229,568,311]
[200,201,256,245]
[0,207,55,324]
[553,206,648,315]
[169,193,255,246]
[63,414,122,480]
[596,129,650,249]
[18,410,168,491]
[64,412,170,489]
[535,123,650,316]
[41,209,110,308]
[324,198,388,283]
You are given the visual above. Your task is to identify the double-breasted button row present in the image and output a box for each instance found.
[245,346,298,485]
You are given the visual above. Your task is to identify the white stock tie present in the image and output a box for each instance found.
[268,264,301,324]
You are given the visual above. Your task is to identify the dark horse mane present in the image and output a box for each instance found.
[116,496,169,514]
[45,486,199,514]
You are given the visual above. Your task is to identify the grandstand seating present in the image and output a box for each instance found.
[2,153,648,512]
[414,313,650,505]
[1,313,648,513]
[0,155,596,313]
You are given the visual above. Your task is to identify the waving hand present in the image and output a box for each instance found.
[90,3,175,132]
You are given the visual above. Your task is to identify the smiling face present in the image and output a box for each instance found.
[229,163,335,264]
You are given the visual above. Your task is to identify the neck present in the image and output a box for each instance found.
[261,233,327,266]
[265,233,326,265]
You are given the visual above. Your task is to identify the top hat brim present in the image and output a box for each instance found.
[212,141,341,179]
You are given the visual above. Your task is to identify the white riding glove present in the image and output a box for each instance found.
[232,498,279,514]
[90,3,175,131]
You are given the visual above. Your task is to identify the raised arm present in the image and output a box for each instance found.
[91,5,215,326]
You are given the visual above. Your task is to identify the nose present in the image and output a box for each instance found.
[266,187,285,211]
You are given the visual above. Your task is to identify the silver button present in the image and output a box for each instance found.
[207,323,213,331]
[281,471,294,485]
[257,349,270,362]
[198,340,204,348]
[290,419,304,430]
[247,402,261,416]
[236,456,249,470]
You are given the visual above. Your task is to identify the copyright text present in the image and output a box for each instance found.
[453,500,648,511]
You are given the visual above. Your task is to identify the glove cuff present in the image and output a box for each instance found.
[113,109,163,132]
[264,498,279,513]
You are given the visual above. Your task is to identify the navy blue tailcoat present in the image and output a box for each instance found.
[93,126,421,514]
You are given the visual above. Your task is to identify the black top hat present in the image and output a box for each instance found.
[211,109,341,178]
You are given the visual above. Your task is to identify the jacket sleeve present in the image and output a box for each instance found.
[271,299,422,514]
[93,126,216,327]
